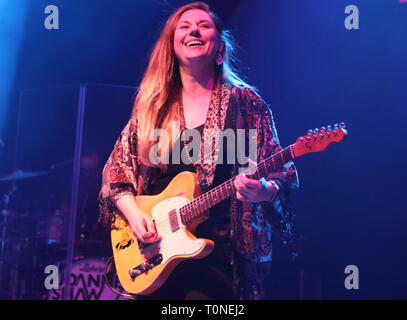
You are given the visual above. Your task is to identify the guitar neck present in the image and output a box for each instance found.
[180,145,294,225]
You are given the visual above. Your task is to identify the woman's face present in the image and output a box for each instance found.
[173,9,221,68]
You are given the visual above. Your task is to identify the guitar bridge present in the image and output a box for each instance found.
[128,254,163,279]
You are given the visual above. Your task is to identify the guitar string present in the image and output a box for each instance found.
[157,131,340,228]
[155,151,280,225]
[153,144,298,228]
[153,145,297,228]
[156,146,291,232]
[153,145,296,228]
[173,131,341,227]
[153,137,333,229]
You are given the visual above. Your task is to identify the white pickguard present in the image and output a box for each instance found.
[150,196,204,264]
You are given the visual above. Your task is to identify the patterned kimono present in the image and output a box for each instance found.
[98,81,300,299]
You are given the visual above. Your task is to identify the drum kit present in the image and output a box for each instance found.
[0,167,123,300]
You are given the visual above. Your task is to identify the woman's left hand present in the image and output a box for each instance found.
[233,174,279,202]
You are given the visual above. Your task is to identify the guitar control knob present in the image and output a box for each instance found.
[129,269,142,278]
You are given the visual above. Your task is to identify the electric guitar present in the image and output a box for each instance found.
[110,123,347,295]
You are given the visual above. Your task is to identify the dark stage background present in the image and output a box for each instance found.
[0,0,406,299]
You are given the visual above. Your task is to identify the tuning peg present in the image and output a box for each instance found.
[327,125,332,131]
[307,129,313,136]
[334,123,339,129]
[319,127,326,133]
[339,122,346,129]
[300,137,305,143]
[314,128,319,134]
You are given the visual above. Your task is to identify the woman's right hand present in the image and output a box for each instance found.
[115,194,162,243]
[128,209,162,243]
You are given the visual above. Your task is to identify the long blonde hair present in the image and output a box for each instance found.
[134,1,254,169]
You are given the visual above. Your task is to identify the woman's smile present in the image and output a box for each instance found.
[174,9,220,65]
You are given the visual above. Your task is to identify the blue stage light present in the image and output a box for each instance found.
[0,0,28,135]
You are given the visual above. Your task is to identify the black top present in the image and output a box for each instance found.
[144,105,234,248]
[140,106,236,300]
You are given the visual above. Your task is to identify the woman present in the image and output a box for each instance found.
[99,2,299,300]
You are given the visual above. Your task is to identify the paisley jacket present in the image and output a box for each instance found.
[98,82,300,297]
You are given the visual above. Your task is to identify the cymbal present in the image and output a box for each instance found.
[0,169,49,182]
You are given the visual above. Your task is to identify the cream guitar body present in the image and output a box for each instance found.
[111,171,214,295]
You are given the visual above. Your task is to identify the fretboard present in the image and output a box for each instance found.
[180,145,294,225]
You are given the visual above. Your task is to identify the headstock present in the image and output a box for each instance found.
[292,123,347,157]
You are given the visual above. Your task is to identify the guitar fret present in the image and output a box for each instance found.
[195,200,199,216]
[219,184,224,204]
[197,195,202,210]
[203,192,209,211]
[202,195,207,212]
[279,152,284,167]
[180,146,294,226]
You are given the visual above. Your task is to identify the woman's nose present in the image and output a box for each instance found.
[190,25,200,36]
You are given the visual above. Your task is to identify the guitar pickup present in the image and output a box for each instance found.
[128,254,163,279]
[137,239,155,252]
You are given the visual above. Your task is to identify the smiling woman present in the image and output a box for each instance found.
[133,2,250,167]
[98,1,299,300]
[173,8,222,131]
